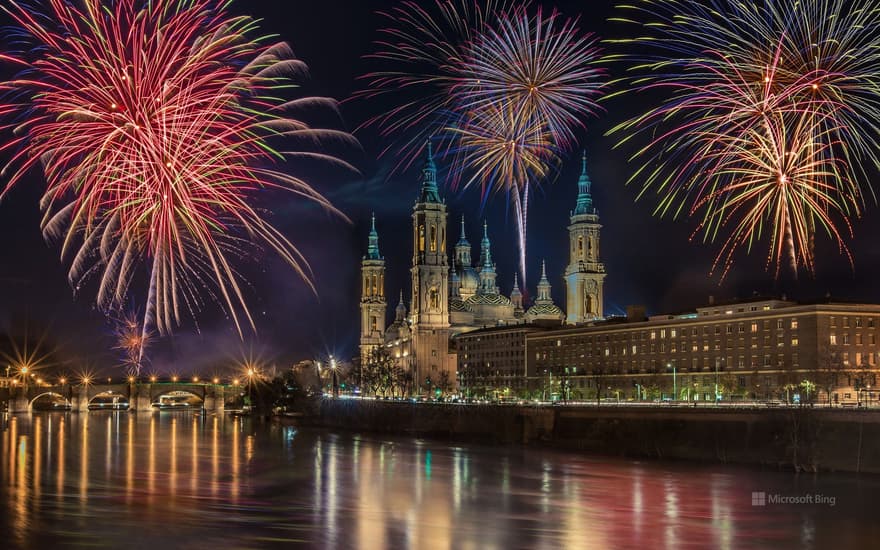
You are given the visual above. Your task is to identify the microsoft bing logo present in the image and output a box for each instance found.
[751,492,766,506]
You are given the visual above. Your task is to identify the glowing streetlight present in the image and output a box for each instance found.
[128,376,135,383]
[171,375,179,382]
[192,376,199,383]
[330,355,339,397]
[150,375,157,383]
[212,377,219,384]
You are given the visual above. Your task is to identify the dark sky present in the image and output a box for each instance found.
[1,0,879,375]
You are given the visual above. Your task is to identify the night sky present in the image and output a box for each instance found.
[1,0,879,374]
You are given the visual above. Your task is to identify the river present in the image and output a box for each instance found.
[0,412,877,549]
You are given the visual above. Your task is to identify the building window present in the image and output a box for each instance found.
[650,331,656,340]
[792,337,799,347]
[843,334,850,345]
[856,317,863,328]
[738,323,745,333]
[751,322,758,333]
[791,319,799,330]
[777,319,784,329]
[830,316,836,327]
[670,329,677,338]
[844,317,850,328]
[429,225,437,252]
[830,334,837,345]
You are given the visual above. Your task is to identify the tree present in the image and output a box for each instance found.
[437,370,453,397]
[363,347,397,397]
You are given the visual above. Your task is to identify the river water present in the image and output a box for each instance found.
[0,412,877,549]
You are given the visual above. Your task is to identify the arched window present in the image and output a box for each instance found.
[430,225,437,252]
[577,236,584,258]
[429,287,439,309]
[370,316,377,331]
[419,225,425,252]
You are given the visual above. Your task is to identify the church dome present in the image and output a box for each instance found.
[526,303,565,320]
[449,297,473,313]
[465,293,513,307]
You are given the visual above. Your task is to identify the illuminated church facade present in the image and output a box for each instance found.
[359,146,605,394]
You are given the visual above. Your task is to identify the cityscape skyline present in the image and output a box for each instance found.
[1,0,879,374]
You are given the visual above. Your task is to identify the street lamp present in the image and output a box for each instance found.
[667,363,676,401]
[246,367,257,412]
[330,355,339,398]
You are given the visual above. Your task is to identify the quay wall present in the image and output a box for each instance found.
[305,399,880,474]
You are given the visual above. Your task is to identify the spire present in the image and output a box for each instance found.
[395,290,406,321]
[418,140,441,203]
[479,220,493,269]
[510,272,523,311]
[536,259,552,304]
[510,272,522,297]
[366,212,381,259]
[573,150,595,215]
[457,215,469,245]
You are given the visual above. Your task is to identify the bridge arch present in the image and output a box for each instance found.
[151,389,205,409]
[87,390,130,410]
[29,392,72,411]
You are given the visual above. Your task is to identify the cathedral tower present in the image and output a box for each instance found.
[410,143,453,392]
[360,213,386,365]
[565,152,606,323]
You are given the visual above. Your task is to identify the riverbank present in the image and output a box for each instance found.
[300,398,880,474]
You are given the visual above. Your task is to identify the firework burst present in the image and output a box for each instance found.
[0,0,358,345]
[607,0,879,277]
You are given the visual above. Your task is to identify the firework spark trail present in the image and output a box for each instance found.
[0,0,358,363]
[606,0,877,277]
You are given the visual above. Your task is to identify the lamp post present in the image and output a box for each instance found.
[247,367,256,412]
[330,355,339,398]
[714,359,720,404]
[667,363,676,401]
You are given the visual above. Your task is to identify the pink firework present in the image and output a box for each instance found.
[0,0,357,353]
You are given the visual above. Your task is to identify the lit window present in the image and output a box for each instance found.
[792,337,799,347]
[791,319,799,330]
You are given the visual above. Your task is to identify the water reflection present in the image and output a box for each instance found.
[1,412,879,549]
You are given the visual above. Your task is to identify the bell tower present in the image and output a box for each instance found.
[410,142,452,393]
[565,151,606,323]
[360,213,386,365]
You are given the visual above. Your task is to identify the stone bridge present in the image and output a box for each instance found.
[3,382,230,413]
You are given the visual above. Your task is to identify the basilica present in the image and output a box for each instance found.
[359,145,606,393]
